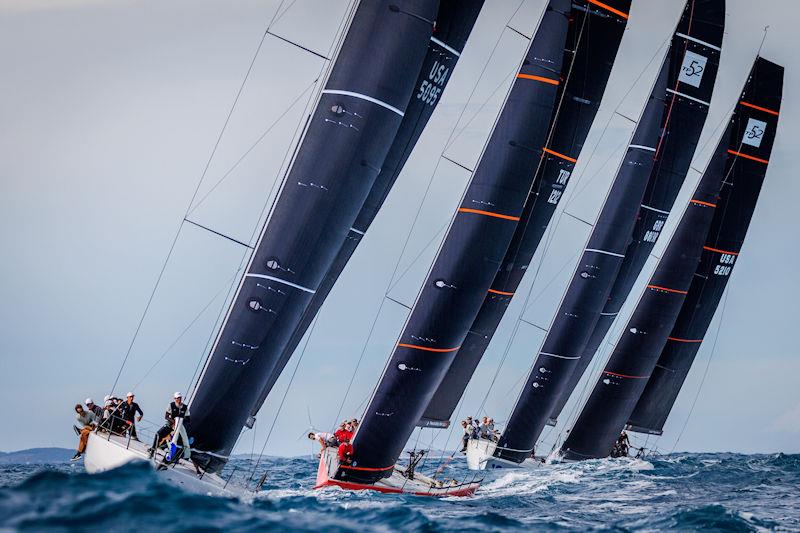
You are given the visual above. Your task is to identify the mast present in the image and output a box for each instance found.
[559,62,768,461]
[248,1,486,418]
[420,0,632,427]
[626,57,783,435]
[548,0,725,425]
[339,0,573,485]
[492,53,670,465]
[187,0,441,473]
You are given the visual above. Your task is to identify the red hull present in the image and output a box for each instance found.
[314,452,479,497]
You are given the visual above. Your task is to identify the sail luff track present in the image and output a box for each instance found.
[340,0,573,485]
[548,0,726,424]
[187,0,441,473]
[626,57,783,436]
[559,57,783,466]
[419,0,632,428]
[492,51,671,465]
[247,0,486,420]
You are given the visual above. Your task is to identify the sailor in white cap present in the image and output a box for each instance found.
[84,398,103,418]
[119,392,144,441]
[150,392,191,459]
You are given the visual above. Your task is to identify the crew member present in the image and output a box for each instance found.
[150,392,191,459]
[337,441,354,465]
[119,392,144,440]
[72,404,97,461]
[308,431,335,452]
[85,398,103,419]
[460,420,471,452]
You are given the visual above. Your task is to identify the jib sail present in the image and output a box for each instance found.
[420,0,632,428]
[627,57,783,435]
[188,0,441,472]
[548,0,725,425]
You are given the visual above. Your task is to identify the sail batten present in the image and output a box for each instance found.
[420,0,632,427]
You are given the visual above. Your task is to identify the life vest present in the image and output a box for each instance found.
[338,442,354,463]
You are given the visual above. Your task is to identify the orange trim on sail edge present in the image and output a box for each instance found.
[516,73,560,86]
[457,208,521,221]
[703,246,739,256]
[588,0,629,19]
[728,149,769,165]
[739,101,779,116]
[690,199,717,208]
[488,289,515,296]
[667,337,704,343]
[397,343,460,353]
[647,284,688,295]
[542,147,578,163]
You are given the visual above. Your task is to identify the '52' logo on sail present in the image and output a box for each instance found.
[742,118,767,148]
[678,50,708,88]
[417,60,450,106]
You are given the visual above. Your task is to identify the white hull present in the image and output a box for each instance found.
[84,432,237,497]
[465,438,544,470]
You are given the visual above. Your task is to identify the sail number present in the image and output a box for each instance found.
[713,253,735,276]
[417,60,450,106]
[547,169,571,204]
[643,219,665,243]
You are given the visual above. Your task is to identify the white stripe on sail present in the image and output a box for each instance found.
[430,36,460,57]
[675,32,722,52]
[322,89,404,116]
[246,274,316,293]
[666,88,710,107]
[585,248,625,258]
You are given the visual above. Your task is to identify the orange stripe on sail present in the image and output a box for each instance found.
[397,343,460,353]
[668,337,703,343]
[647,284,688,295]
[588,0,629,19]
[690,199,717,208]
[739,101,779,116]
[542,147,578,163]
[728,149,769,165]
[488,289,514,296]
[516,73,560,85]
[458,208,521,221]
[703,246,739,256]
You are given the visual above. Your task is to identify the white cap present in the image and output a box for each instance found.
[126,392,134,397]
[85,398,94,405]
[173,392,182,399]
[104,395,111,402]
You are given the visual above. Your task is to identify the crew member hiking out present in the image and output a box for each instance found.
[72,403,97,461]
[149,392,190,459]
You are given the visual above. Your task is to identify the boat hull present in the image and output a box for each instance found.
[314,448,479,497]
[465,438,546,470]
[84,432,235,496]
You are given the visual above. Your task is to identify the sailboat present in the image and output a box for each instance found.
[560,55,782,461]
[314,0,630,497]
[465,0,725,470]
[83,0,478,494]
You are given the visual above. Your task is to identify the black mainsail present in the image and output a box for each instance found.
[548,0,725,425]
[338,0,572,485]
[420,0,632,428]
[627,57,783,435]
[492,55,669,465]
[249,1,485,417]
[188,0,441,472]
[560,58,774,461]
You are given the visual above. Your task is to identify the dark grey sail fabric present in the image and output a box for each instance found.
[248,0,485,419]
[420,0,632,428]
[340,0,571,485]
[493,56,669,465]
[559,65,765,461]
[627,57,782,435]
[188,0,440,473]
[548,0,725,425]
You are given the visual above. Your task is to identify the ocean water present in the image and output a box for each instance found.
[1,452,798,531]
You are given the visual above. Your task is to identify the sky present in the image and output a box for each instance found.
[1,0,798,457]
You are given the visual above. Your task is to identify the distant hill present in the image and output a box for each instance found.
[0,447,74,464]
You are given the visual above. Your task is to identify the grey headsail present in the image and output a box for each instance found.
[248,1,485,419]
[627,57,783,436]
[492,52,670,465]
[548,0,725,425]
[559,62,768,462]
[338,0,572,485]
[188,0,441,473]
[420,0,632,427]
